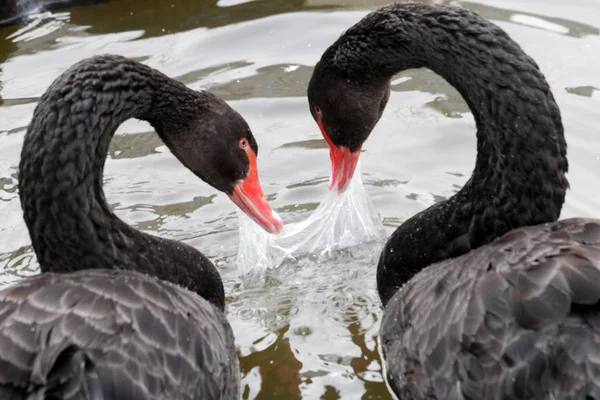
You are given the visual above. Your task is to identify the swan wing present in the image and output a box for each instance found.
[381,218,600,399]
[0,269,239,400]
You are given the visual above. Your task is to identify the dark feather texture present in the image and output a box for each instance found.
[307,3,599,399]
[0,270,239,399]
[18,55,259,311]
[308,3,568,304]
[8,55,253,398]
[381,218,600,399]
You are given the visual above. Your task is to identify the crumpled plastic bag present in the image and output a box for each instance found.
[235,162,387,276]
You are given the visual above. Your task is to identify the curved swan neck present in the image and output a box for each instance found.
[20,56,156,265]
[327,4,569,304]
[327,4,567,197]
[18,55,225,309]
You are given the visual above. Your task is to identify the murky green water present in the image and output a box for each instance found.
[1,0,599,398]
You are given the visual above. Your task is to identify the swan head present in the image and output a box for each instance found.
[153,92,284,235]
[307,60,390,193]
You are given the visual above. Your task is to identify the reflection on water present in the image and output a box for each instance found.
[0,0,599,398]
[230,247,386,399]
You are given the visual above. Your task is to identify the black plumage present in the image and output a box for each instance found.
[307,3,600,399]
[0,54,265,398]
[0,270,238,399]
[381,218,600,399]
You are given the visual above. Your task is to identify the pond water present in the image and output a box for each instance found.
[0,0,599,398]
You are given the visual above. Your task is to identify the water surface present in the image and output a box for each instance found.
[0,0,599,398]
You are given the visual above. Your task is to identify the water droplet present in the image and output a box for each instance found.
[293,326,312,336]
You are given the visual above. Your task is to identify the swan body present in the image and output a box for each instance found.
[0,270,238,400]
[381,218,600,399]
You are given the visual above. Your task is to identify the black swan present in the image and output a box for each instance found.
[307,3,600,399]
[0,54,282,399]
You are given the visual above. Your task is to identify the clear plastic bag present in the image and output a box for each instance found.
[235,162,387,276]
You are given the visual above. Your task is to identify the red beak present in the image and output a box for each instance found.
[228,147,284,234]
[316,114,361,193]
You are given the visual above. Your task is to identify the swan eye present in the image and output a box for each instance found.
[239,138,248,149]
[314,106,322,115]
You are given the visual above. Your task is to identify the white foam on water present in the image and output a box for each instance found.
[235,162,387,276]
